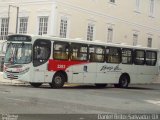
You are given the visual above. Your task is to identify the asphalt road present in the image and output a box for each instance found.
[0,84,160,120]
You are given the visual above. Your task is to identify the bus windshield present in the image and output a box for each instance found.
[4,43,32,64]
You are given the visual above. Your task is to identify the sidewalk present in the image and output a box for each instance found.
[0,72,25,85]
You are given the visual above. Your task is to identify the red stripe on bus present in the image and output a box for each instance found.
[48,59,88,71]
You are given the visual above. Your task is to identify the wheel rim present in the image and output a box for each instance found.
[121,77,128,87]
[54,76,62,85]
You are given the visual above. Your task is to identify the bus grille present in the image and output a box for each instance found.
[7,74,18,79]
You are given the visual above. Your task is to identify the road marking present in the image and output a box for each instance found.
[6,97,28,102]
[145,100,160,106]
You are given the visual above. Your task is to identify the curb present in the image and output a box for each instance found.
[0,81,26,85]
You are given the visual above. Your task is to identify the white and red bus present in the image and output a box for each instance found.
[3,34,159,88]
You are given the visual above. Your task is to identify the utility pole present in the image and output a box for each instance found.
[8,5,19,34]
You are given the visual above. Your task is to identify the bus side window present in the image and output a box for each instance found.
[70,43,88,61]
[89,46,105,62]
[146,51,157,66]
[122,48,133,64]
[53,42,69,60]
[106,47,121,63]
[134,50,145,65]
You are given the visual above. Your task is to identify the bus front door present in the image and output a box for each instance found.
[33,39,51,83]
[33,64,46,82]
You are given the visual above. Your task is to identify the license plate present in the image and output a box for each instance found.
[9,74,14,79]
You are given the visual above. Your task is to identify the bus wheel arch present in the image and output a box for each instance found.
[115,73,130,88]
[50,71,68,88]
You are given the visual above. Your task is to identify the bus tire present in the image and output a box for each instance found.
[119,75,130,88]
[30,83,42,88]
[50,73,65,89]
[95,84,107,88]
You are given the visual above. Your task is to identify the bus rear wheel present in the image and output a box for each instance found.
[95,84,107,88]
[30,83,42,88]
[117,75,130,88]
[50,73,65,89]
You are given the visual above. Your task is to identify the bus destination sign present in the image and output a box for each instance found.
[7,35,32,42]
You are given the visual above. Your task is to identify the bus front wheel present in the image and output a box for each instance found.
[50,73,65,89]
[30,83,42,88]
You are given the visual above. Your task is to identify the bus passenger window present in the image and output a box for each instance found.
[70,43,88,61]
[146,51,157,66]
[89,46,105,62]
[122,49,133,64]
[134,50,145,65]
[53,42,69,60]
[106,47,121,63]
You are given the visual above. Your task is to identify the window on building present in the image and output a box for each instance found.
[38,16,48,35]
[134,50,145,65]
[53,42,69,60]
[122,49,133,64]
[147,37,152,48]
[19,17,28,34]
[135,0,140,11]
[0,18,9,40]
[110,0,115,3]
[149,0,155,16]
[133,34,138,46]
[60,17,68,38]
[146,51,157,66]
[89,45,105,62]
[106,47,121,63]
[87,24,94,41]
[70,43,88,61]
[107,28,113,43]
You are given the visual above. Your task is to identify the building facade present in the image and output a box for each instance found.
[0,0,160,48]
